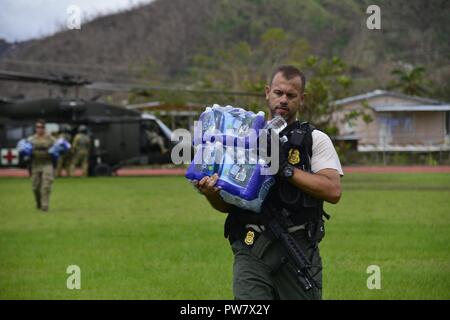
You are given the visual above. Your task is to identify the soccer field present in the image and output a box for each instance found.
[0,173,449,299]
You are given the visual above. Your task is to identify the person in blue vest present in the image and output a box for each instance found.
[194,65,343,300]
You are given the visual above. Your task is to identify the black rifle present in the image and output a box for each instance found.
[263,205,317,291]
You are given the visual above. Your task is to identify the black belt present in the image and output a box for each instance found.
[230,222,309,248]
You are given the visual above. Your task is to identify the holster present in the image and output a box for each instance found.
[306,219,325,243]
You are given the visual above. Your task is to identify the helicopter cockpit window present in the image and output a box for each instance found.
[46,123,59,137]
[24,126,33,137]
[142,121,168,154]
[5,124,33,144]
[6,127,23,142]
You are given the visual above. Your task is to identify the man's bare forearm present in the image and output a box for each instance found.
[289,168,341,204]
[205,192,231,213]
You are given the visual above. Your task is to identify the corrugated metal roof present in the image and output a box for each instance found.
[334,134,360,140]
[358,144,450,152]
[373,105,450,112]
[332,90,443,106]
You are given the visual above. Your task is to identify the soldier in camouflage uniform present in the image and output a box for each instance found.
[56,125,73,177]
[28,119,56,212]
[70,125,91,177]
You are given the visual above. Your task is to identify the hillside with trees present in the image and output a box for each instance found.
[0,0,449,105]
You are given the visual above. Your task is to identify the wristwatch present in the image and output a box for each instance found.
[281,164,295,179]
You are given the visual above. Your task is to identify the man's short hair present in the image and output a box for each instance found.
[35,119,46,126]
[269,65,306,93]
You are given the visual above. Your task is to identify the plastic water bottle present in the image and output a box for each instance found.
[186,105,275,212]
[185,141,224,180]
[219,175,275,213]
[264,115,287,134]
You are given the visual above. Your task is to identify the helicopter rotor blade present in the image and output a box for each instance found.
[0,70,91,86]
[86,81,264,97]
[0,69,264,97]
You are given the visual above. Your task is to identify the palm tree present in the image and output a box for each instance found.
[389,66,429,96]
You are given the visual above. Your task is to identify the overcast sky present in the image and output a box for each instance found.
[0,0,154,42]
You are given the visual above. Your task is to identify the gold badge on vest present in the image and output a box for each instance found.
[288,148,300,165]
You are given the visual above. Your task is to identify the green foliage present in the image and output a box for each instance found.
[343,110,361,127]
[360,101,374,124]
[388,65,431,97]
[302,55,353,129]
[362,113,373,124]
[188,25,355,131]
[118,0,448,127]
[340,100,373,134]
[260,27,286,44]
[5,0,449,106]
[121,0,448,112]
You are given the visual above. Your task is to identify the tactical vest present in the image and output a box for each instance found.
[266,120,325,224]
[224,120,326,242]
[28,134,55,166]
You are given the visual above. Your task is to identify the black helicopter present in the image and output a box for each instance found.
[0,70,178,175]
[0,69,263,175]
[0,97,177,175]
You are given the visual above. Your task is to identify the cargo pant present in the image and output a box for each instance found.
[70,151,89,177]
[31,163,54,211]
[56,152,72,177]
[231,230,322,300]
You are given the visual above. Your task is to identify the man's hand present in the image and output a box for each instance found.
[193,173,220,197]
[193,174,231,213]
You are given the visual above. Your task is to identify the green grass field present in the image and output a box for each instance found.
[0,173,449,299]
